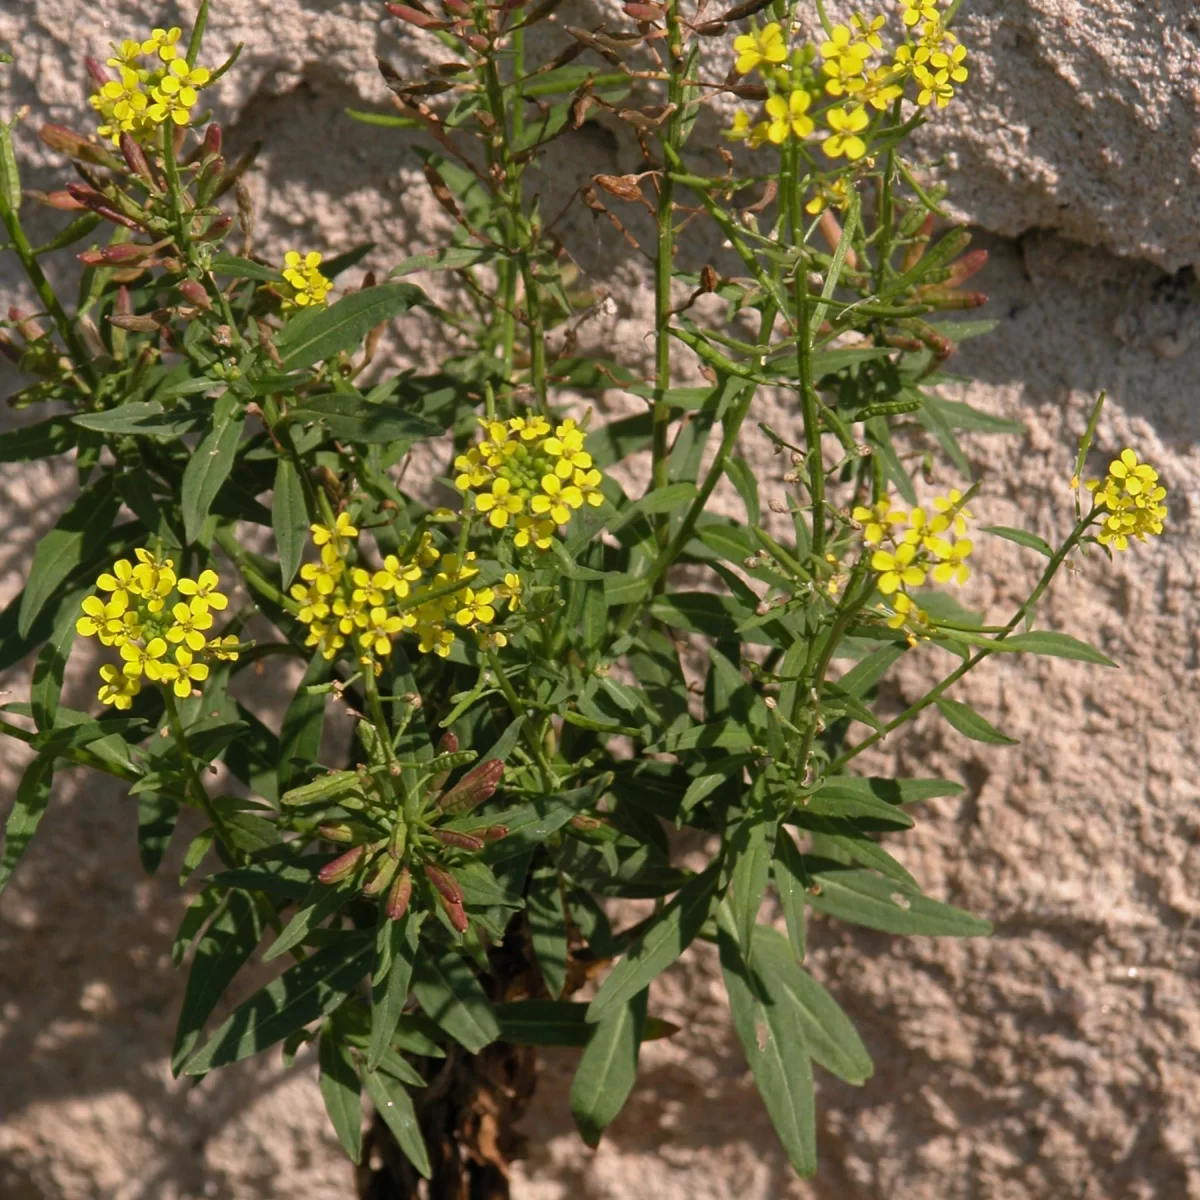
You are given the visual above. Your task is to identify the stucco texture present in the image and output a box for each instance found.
[2,1,1199,1197]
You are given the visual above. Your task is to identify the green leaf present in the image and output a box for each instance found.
[209,252,285,282]
[183,937,372,1073]
[494,1000,639,1047]
[362,1068,431,1179]
[277,656,332,794]
[982,525,1053,558]
[0,756,55,897]
[171,890,263,1073]
[263,880,354,962]
[923,394,1025,435]
[319,1030,364,1164]
[586,862,721,1023]
[0,416,76,463]
[182,391,244,543]
[800,782,914,827]
[411,948,500,1053]
[30,715,144,757]
[730,816,771,953]
[718,919,816,1176]
[72,401,200,437]
[18,475,119,637]
[1001,630,1117,667]
[137,792,180,875]
[389,246,497,276]
[274,283,427,371]
[613,482,698,525]
[286,393,442,446]
[723,456,761,525]
[527,865,568,999]
[273,457,308,589]
[570,988,647,1148]
[805,860,991,936]
[172,886,223,967]
[772,833,808,962]
[368,911,421,1072]
[748,926,872,1085]
[789,815,918,890]
[935,697,1019,745]
[30,588,86,732]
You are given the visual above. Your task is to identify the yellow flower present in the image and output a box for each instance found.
[77,592,132,645]
[927,537,973,585]
[885,591,927,630]
[358,607,405,657]
[455,587,497,628]
[476,477,526,528]
[765,90,815,144]
[499,572,523,611]
[207,635,242,661]
[733,22,788,76]
[141,26,184,62]
[166,596,214,652]
[147,59,210,127]
[852,498,907,546]
[900,0,940,27]
[1085,448,1167,551]
[913,62,954,108]
[727,108,772,149]
[120,636,168,679]
[282,251,332,310]
[851,13,888,51]
[177,568,228,612]
[870,544,926,594]
[98,664,141,710]
[823,105,870,160]
[931,489,973,536]
[311,512,358,546]
[805,176,849,215]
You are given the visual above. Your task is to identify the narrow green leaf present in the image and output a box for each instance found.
[263,880,354,962]
[586,862,721,1023]
[718,919,816,1176]
[368,911,421,1071]
[730,817,771,953]
[772,833,808,962]
[800,782,914,827]
[277,656,332,794]
[182,391,244,543]
[286,394,442,446]
[319,1030,364,1164]
[18,475,119,637]
[0,416,77,463]
[273,457,308,588]
[527,865,568,999]
[183,938,372,1073]
[1001,630,1117,667]
[0,756,55,897]
[31,588,86,732]
[137,792,180,875]
[805,860,991,936]
[935,697,1019,745]
[411,948,500,1053]
[389,246,497,276]
[362,1068,431,1179]
[492,1001,600,1047]
[749,926,872,1085]
[209,252,285,282]
[274,283,427,372]
[570,988,647,1148]
[72,401,200,436]
[982,525,1053,558]
[172,886,223,967]
[171,890,263,1073]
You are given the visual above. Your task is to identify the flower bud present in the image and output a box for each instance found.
[944,248,988,288]
[42,190,86,210]
[108,312,164,332]
[439,894,469,933]
[385,867,413,920]
[319,822,356,843]
[39,124,111,166]
[424,863,464,906]
[202,122,223,158]
[83,57,109,91]
[469,824,509,842]
[318,843,367,884]
[438,759,504,814]
[901,213,936,272]
[119,133,156,186]
[428,731,459,796]
[196,214,234,242]
[362,853,399,897]
[178,280,213,310]
[431,829,486,851]
[77,242,153,266]
[386,2,452,29]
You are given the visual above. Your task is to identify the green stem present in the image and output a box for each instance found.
[486,648,555,790]
[160,130,190,254]
[164,688,237,856]
[648,0,686,550]
[214,526,301,615]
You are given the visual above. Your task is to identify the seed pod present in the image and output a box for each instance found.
[281,770,360,806]
[319,822,356,843]
[438,758,503,814]
[318,843,367,885]
[362,853,399,897]
[431,829,485,852]
[469,825,509,842]
[385,867,413,920]
[424,863,464,906]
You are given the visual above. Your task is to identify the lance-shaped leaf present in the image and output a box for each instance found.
[182,390,244,543]
[362,1067,431,1179]
[368,910,423,1071]
[319,1028,364,1164]
[0,756,55,897]
[570,988,647,1148]
[411,947,500,1053]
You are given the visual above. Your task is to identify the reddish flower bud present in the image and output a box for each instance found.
[65,184,141,230]
[119,133,155,185]
[431,829,486,851]
[319,822,356,843]
[43,190,86,211]
[919,288,988,311]
[901,213,936,272]
[196,214,234,242]
[77,242,153,266]
[386,3,452,29]
[178,280,213,310]
[202,122,223,158]
[438,759,504,814]
[385,867,413,920]
[318,843,367,884]
[440,895,469,933]
[424,863,464,906]
[83,57,110,91]
[469,824,509,842]
[108,312,164,332]
[39,124,107,164]
[944,249,988,289]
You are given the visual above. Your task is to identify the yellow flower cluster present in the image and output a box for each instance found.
[853,491,975,628]
[77,550,238,708]
[290,515,519,663]
[726,4,967,161]
[1084,449,1167,551]
[89,28,211,145]
[454,416,604,551]
[280,251,332,311]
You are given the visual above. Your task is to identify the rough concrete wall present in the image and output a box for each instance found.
[3,2,1200,1198]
